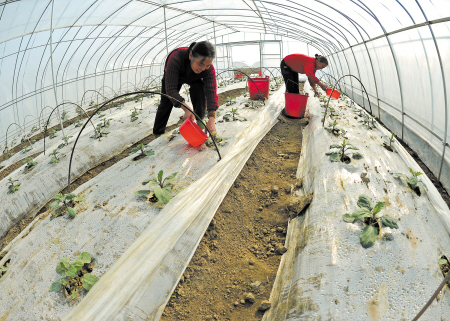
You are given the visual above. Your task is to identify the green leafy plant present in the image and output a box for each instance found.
[49,252,99,300]
[21,145,32,154]
[89,101,95,106]
[22,157,38,173]
[343,194,398,248]
[3,149,12,159]
[98,118,112,128]
[325,139,362,164]
[6,177,20,194]
[382,133,396,152]
[57,135,73,149]
[359,114,377,129]
[50,193,85,218]
[136,170,178,204]
[74,118,83,128]
[438,256,450,288]
[226,96,235,106]
[129,143,155,159]
[392,167,428,196]
[49,149,66,164]
[130,110,139,122]
[49,129,58,139]
[325,120,346,136]
[61,111,68,121]
[89,123,110,140]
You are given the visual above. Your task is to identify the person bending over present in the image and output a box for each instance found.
[280,53,328,96]
[153,41,218,135]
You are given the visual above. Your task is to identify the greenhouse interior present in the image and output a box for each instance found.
[1,0,450,320]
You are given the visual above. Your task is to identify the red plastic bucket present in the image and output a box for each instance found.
[284,93,309,118]
[326,88,341,99]
[248,77,270,100]
[179,118,208,147]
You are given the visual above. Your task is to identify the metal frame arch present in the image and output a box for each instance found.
[4,122,33,153]
[414,0,448,182]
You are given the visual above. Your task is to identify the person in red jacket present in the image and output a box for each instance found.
[153,41,218,135]
[280,54,328,96]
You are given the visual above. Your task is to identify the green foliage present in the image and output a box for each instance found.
[48,129,58,139]
[3,149,12,159]
[325,120,346,136]
[342,194,398,248]
[50,252,99,299]
[129,143,155,158]
[226,96,235,106]
[49,149,66,164]
[359,114,377,130]
[392,167,427,195]
[57,135,73,149]
[50,193,85,218]
[325,139,361,163]
[382,133,396,151]
[130,110,139,122]
[74,118,83,128]
[22,157,38,173]
[90,123,110,140]
[21,145,32,154]
[61,111,68,121]
[137,170,178,204]
[6,177,20,194]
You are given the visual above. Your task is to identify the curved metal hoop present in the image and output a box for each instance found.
[67,91,222,187]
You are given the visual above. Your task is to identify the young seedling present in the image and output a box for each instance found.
[392,167,428,196]
[129,143,155,160]
[438,256,450,288]
[355,108,366,117]
[49,129,58,139]
[343,194,398,248]
[49,252,99,300]
[325,120,346,136]
[99,118,112,128]
[21,145,32,154]
[382,133,396,152]
[74,118,83,128]
[6,177,20,194]
[61,111,68,121]
[89,101,95,106]
[136,170,178,204]
[226,96,236,106]
[325,139,362,164]
[58,135,73,149]
[97,112,106,118]
[22,157,38,173]
[49,149,66,164]
[2,149,12,159]
[359,114,377,130]
[89,123,110,140]
[50,193,85,218]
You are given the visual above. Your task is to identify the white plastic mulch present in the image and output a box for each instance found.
[264,85,450,321]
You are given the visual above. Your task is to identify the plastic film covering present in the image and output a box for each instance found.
[63,90,284,321]
[263,86,450,320]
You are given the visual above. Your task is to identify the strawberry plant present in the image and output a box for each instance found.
[325,139,362,163]
[130,110,139,122]
[392,167,428,196]
[382,133,396,152]
[23,157,38,173]
[129,143,155,160]
[6,177,20,194]
[74,118,83,127]
[136,170,178,204]
[325,120,346,136]
[49,252,99,300]
[21,145,32,154]
[98,118,112,128]
[343,194,398,248]
[61,111,68,121]
[50,193,85,218]
[49,149,66,164]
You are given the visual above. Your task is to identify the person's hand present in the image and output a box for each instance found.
[320,83,327,91]
[207,117,216,134]
[314,90,319,97]
[181,104,195,121]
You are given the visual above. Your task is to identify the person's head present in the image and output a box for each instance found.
[314,54,328,70]
[188,41,216,74]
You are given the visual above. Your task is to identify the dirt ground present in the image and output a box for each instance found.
[161,112,309,321]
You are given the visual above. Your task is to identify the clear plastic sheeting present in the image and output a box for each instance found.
[264,86,450,320]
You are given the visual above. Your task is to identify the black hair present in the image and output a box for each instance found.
[315,54,328,65]
[188,41,216,60]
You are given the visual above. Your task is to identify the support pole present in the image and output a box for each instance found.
[50,0,65,136]
[163,6,169,56]
[213,21,217,47]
